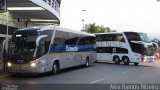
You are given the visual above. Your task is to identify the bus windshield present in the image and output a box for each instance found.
[139,33,151,43]
[124,32,153,56]
[9,32,38,63]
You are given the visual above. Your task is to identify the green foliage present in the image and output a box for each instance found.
[82,23,115,33]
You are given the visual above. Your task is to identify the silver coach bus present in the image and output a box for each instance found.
[5,25,96,74]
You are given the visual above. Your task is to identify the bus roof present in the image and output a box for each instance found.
[41,25,95,36]
[17,26,45,31]
[95,31,144,35]
[15,25,95,36]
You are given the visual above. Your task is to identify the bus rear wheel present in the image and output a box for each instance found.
[123,57,130,65]
[84,57,89,67]
[52,62,58,75]
[113,56,120,64]
[134,63,139,66]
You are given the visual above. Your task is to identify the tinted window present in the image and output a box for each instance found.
[88,36,96,45]
[96,34,125,42]
[124,32,153,55]
[79,36,95,45]
[41,30,54,54]
[139,33,150,43]
[124,32,140,41]
[53,31,79,46]
[9,31,38,62]
[64,37,78,45]
[41,30,53,43]
[124,32,142,53]
[78,37,89,45]
[97,47,128,54]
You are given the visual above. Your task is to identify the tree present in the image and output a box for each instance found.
[82,23,113,33]
[83,23,98,33]
[98,25,108,33]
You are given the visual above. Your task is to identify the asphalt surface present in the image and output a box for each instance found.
[1,62,160,90]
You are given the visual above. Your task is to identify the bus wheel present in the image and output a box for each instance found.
[113,56,120,64]
[134,63,139,66]
[52,62,58,75]
[123,57,130,65]
[84,57,89,67]
[94,60,98,63]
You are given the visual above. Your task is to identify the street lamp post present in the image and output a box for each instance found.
[82,9,86,31]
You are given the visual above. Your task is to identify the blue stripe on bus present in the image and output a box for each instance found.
[49,45,95,53]
[16,29,39,33]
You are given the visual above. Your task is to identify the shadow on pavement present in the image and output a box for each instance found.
[8,64,95,79]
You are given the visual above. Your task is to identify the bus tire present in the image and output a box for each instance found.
[84,57,89,67]
[94,60,98,63]
[123,57,130,65]
[113,56,120,64]
[134,63,139,66]
[51,62,58,75]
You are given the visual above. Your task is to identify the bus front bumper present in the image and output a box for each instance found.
[143,56,155,63]
[7,62,42,74]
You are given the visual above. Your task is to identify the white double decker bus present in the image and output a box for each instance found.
[95,32,155,65]
[6,25,96,74]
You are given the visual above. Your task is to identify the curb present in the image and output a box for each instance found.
[0,71,14,78]
[0,73,13,78]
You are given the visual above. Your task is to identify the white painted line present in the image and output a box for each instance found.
[123,70,131,74]
[90,78,105,84]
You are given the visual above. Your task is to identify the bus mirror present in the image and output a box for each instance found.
[131,41,147,46]
[36,35,48,46]
[152,42,159,49]
[131,40,152,46]
[2,39,10,52]
[131,40,142,44]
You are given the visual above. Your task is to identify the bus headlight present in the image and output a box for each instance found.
[7,62,12,67]
[30,62,37,67]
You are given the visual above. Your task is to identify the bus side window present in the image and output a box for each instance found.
[41,30,53,53]
[45,41,50,53]
[41,39,51,54]
[78,37,89,45]
[53,38,65,47]
[89,36,96,45]
[64,37,78,45]
[115,34,125,42]
[36,39,46,58]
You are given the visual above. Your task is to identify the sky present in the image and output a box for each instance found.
[59,0,160,39]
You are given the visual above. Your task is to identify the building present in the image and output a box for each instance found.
[0,0,61,70]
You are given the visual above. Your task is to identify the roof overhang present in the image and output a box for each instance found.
[7,0,60,25]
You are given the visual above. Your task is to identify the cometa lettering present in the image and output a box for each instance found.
[96,41,123,47]
[66,45,78,52]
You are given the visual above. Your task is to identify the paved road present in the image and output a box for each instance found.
[0,62,160,90]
